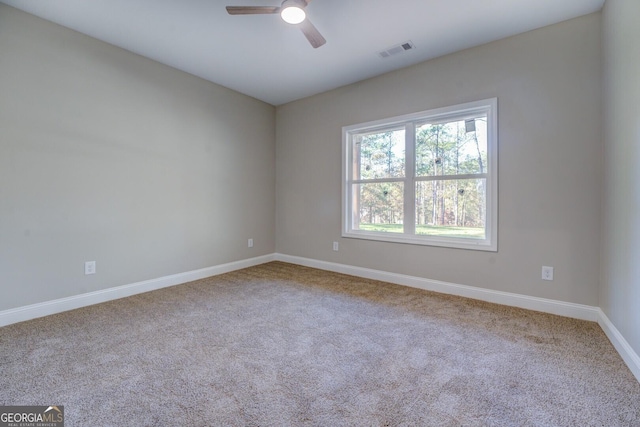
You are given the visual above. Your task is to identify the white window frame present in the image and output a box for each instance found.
[342,98,498,251]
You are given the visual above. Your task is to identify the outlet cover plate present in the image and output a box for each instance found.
[85,261,96,275]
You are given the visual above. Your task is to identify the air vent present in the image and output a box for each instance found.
[378,41,415,59]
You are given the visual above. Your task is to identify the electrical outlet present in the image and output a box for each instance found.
[542,266,554,281]
[85,261,96,275]
[248,238,253,248]
[332,241,339,251]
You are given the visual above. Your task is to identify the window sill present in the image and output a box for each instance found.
[342,230,497,252]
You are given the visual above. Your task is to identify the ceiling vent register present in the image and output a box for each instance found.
[378,41,415,58]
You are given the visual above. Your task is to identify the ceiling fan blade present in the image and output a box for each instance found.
[299,19,326,48]
[226,6,280,15]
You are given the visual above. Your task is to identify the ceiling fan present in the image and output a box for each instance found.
[226,0,326,48]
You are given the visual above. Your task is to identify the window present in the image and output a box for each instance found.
[342,98,497,251]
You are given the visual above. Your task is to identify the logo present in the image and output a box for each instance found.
[0,406,64,427]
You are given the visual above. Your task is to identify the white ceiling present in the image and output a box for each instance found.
[0,0,604,106]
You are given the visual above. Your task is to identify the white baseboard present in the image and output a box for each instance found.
[597,309,640,383]
[0,254,275,328]
[275,253,600,321]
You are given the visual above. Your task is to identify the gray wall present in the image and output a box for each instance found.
[601,0,640,355]
[0,5,276,311]
[276,13,602,306]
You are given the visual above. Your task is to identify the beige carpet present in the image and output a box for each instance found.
[1,262,638,426]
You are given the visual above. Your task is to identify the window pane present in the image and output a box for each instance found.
[353,128,405,180]
[415,117,487,177]
[353,182,404,233]
[415,179,486,239]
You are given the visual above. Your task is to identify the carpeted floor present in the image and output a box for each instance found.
[1,261,639,426]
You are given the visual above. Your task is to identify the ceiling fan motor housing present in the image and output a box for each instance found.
[282,0,307,7]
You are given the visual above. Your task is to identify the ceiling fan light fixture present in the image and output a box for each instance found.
[226,0,325,48]
[280,3,306,24]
